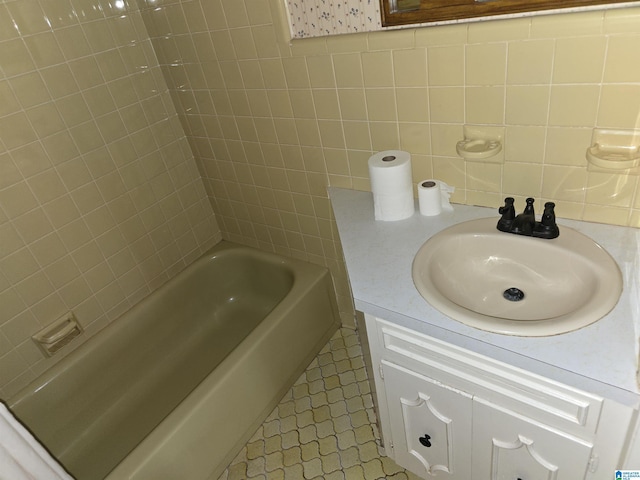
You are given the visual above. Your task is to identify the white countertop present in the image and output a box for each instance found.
[330,187,640,406]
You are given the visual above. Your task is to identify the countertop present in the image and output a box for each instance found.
[329,187,640,406]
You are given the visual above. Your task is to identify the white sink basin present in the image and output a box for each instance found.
[412,217,623,336]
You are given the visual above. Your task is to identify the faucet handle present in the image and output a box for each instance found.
[498,197,515,219]
[497,197,515,232]
[541,202,556,227]
[536,201,560,239]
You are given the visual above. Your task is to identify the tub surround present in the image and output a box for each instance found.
[329,187,640,405]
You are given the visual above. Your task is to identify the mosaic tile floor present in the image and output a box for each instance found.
[216,328,421,480]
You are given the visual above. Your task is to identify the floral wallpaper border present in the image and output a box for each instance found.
[286,0,383,38]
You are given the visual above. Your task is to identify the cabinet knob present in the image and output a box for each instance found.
[418,434,431,447]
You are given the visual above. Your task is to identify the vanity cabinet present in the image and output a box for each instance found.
[382,361,473,478]
[365,314,636,480]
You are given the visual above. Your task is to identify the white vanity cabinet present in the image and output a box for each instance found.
[381,361,473,479]
[472,398,593,479]
[365,314,637,480]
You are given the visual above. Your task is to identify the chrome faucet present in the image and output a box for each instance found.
[497,197,559,239]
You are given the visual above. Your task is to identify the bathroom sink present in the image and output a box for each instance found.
[412,217,622,336]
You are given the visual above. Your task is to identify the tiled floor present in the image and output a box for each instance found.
[216,328,421,480]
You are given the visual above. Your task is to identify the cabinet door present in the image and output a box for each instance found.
[382,361,472,479]
[473,397,594,480]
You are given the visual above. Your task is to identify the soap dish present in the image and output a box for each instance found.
[32,312,83,357]
[456,125,504,164]
[586,129,640,174]
[456,138,502,159]
[587,144,640,170]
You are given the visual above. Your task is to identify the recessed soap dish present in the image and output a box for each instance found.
[586,129,640,174]
[456,138,502,159]
[456,125,504,164]
[32,312,83,357]
[587,144,640,170]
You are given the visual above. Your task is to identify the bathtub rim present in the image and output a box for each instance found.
[8,240,317,408]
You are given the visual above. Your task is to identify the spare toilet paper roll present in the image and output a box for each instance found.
[418,179,455,216]
[368,150,414,221]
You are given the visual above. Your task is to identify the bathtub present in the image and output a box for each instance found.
[7,241,340,480]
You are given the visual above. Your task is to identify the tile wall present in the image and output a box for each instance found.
[2,0,640,397]
[140,0,640,328]
[0,0,221,396]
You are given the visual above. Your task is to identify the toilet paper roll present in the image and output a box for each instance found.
[418,179,455,216]
[373,192,415,222]
[418,180,442,216]
[368,150,414,221]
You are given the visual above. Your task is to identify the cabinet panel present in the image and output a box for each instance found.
[473,397,594,480]
[375,317,603,436]
[382,361,473,479]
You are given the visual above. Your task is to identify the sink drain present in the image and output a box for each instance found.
[503,287,525,302]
